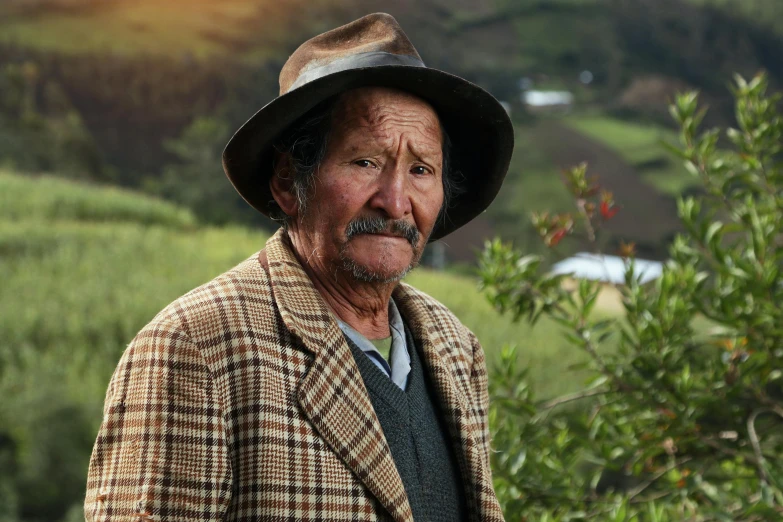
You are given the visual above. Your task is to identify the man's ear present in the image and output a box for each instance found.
[270,152,299,218]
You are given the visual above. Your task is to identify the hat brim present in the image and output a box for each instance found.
[222,64,514,241]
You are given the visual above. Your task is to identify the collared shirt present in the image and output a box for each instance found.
[336,299,411,390]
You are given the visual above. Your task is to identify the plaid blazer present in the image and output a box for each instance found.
[85,230,504,521]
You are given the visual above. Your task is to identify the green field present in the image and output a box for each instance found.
[0,172,196,227]
[564,114,699,195]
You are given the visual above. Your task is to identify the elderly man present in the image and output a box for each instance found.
[85,13,513,522]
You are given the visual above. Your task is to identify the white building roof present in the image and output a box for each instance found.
[551,253,663,285]
[522,90,574,107]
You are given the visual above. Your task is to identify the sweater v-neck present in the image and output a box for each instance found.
[345,329,425,420]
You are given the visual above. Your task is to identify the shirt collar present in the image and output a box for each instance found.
[335,298,411,390]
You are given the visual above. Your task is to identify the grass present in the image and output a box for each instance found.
[0,220,265,403]
[0,170,196,228]
[564,114,699,196]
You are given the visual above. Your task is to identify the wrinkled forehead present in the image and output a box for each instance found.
[329,86,443,152]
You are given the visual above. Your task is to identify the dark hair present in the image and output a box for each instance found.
[269,94,461,228]
[269,97,337,225]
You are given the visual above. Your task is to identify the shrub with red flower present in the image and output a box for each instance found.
[480,74,783,521]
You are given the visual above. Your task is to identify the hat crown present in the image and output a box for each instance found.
[279,13,423,95]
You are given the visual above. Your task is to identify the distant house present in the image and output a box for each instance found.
[521,90,574,111]
[551,253,663,285]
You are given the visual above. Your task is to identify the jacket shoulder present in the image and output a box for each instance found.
[394,281,477,348]
[142,251,274,346]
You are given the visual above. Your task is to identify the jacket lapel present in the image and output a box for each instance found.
[264,231,413,522]
[393,284,498,522]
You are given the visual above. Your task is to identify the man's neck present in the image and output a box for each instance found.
[287,234,396,339]
[326,288,393,339]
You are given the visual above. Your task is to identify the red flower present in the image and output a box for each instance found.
[547,228,567,247]
[600,200,619,220]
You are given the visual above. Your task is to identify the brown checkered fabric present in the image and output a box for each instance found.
[85,229,504,521]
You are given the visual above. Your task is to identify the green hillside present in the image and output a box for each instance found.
[0,172,196,227]
[0,0,319,61]
[564,115,699,196]
[2,0,781,61]
[0,171,606,520]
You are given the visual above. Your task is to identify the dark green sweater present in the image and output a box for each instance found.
[345,326,468,522]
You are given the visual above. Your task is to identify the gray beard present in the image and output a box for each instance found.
[339,254,419,284]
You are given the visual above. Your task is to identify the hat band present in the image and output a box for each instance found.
[287,51,426,92]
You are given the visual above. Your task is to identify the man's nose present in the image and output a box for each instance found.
[369,166,412,220]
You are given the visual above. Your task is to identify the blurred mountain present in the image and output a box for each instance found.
[2,0,781,82]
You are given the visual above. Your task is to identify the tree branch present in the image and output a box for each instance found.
[537,388,608,411]
[747,408,772,489]
[627,456,694,501]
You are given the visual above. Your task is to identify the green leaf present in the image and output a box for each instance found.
[704,221,723,245]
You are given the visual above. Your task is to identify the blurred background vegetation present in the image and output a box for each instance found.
[1,0,782,520]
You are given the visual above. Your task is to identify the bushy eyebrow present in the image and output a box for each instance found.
[406,142,441,164]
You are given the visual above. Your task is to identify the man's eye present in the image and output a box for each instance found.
[411,166,430,175]
[354,160,376,168]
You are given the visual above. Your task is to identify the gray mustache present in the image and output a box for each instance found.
[345,216,420,246]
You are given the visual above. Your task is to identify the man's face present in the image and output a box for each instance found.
[290,87,445,284]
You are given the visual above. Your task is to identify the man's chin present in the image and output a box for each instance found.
[339,257,418,284]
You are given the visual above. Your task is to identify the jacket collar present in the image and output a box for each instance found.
[392,284,498,521]
[263,230,493,522]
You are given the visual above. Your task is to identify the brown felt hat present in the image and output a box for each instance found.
[222,13,514,240]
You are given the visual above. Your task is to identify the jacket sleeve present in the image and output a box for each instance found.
[467,329,493,471]
[84,319,232,521]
